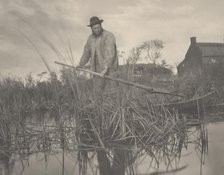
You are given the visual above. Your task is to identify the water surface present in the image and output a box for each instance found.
[1,122,224,175]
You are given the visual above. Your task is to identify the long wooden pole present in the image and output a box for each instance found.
[55,61,185,98]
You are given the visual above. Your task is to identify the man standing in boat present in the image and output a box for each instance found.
[78,16,125,175]
[78,16,118,97]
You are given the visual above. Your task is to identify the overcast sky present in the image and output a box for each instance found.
[1,0,224,77]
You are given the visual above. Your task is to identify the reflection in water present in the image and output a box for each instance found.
[0,114,211,175]
[0,155,15,175]
[205,122,224,175]
[0,120,15,175]
[176,122,224,175]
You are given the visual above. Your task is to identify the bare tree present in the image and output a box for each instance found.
[127,47,142,64]
[140,39,164,65]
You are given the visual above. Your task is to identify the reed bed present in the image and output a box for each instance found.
[0,68,208,175]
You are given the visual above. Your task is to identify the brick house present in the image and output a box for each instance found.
[177,37,224,78]
[177,37,224,97]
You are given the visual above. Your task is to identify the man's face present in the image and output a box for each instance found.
[91,24,102,37]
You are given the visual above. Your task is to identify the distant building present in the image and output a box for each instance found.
[177,37,224,78]
[119,63,172,78]
[118,63,173,89]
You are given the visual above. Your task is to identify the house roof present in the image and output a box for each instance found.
[177,38,224,70]
[197,42,224,57]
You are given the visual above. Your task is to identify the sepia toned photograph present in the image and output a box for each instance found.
[1,0,224,174]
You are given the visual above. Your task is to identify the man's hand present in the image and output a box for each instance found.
[100,67,109,77]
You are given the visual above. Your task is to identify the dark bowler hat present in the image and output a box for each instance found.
[88,16,103,27]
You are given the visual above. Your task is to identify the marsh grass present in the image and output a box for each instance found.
[0,66,208,175]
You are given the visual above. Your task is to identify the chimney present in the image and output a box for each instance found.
[190,37,196,45]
